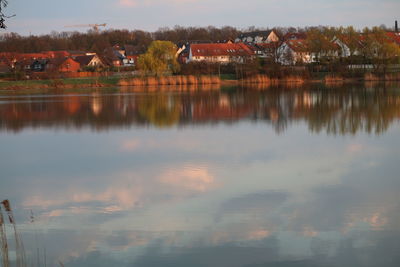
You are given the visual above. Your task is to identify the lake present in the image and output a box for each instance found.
[1,83,400,267]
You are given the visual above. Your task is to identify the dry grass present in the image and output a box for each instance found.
[364,73,380,81]
[146,77,158,86]
[282,76,305,84]
[187,75,198,85]
[242,75,271,85]
[324,75,344,84]
[384,73,400,81]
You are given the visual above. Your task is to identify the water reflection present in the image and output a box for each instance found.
[1,84,400,267]
[1,84,400,135]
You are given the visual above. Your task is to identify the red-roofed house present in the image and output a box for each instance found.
[386,32,400,46]
[188,43,254,63]
[46,57,80,72]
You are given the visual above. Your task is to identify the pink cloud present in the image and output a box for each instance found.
[159,166,215,192]
[118,0,137,7]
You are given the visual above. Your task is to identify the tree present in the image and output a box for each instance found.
[362,27,400,74]
[137,40,180,76]
[0,0,14,29]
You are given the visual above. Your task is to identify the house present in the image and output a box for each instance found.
[103,47,124,67]
[31,59,47,72]
[122,45,144,66]
[283,32,307,41]
[176,41,214,63]
[46,57,80,72]
[254,42,282,60]
[278,40,314,65]
[386,32,400,46]
[0,60,12,73]
[0,55,16,73]
[187,43,254,63]
[332,35,365,57]
[42,51,70,58]
[74,54,105,69]
[235,30,280,44]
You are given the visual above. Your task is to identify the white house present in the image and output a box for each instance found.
[277,40,314,65]
[188,43,254,64]
[235,30,280,44]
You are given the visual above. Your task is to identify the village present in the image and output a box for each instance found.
[0,22,400,80]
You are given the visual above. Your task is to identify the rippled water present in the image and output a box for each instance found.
[1,83,400,267]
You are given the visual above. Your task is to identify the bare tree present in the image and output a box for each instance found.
[0,0,15,29]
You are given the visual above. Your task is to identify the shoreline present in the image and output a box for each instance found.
[1,75,400,91]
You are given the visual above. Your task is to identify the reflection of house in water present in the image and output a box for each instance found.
[91,94,103,115]
[1,88,400,135]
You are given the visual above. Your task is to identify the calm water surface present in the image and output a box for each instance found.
[1,84,400,267]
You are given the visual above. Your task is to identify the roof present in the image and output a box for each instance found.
[47,57,79,67]
[386,32,400,45]
[123,45,145,56]
[42,51,70,58]
[283,32,307,41]
[285,40,310,53]
[334,34,365,49]
[74,55,96,66]
[256,42,282,50]
[190,43,254,57]
[239,30,274,39]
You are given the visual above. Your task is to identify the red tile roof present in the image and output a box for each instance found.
[191,43,253,57]
[386,32,400,45]
[285,40,310,53]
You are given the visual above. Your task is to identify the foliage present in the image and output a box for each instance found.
[137,41,180,76]
[361,27,400,73]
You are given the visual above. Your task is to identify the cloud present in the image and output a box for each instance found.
[118,0,137,7]
[159,165,215,192]
[120,139,141,152]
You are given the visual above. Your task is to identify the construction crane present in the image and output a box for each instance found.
[64,23,107,33]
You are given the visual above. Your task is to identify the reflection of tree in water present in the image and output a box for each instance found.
[1,84,400,135]
[300,88,400,135]
[137,94,181,127]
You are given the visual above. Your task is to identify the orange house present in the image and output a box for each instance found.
[46,57,80,72]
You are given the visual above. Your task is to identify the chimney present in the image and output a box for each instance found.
[396,20,399,32]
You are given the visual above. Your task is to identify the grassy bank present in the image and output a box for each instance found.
[1,73,400,91]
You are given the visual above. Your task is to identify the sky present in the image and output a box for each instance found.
[2,0,400,37]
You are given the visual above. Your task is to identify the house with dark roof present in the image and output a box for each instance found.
[188,43,254,63]
[283,32,307,41]
[74,54,105,69]
[235,30,280,44]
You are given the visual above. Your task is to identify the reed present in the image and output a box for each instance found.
[166,76,177,85]
[117,79,130,86]
[211,76,221,84]
[198,76,211,84]
[324,75,344,83]
[132,78,145,86]
[384,73,400,81]
[242,75,271,85]
[0,206,9,267]
[146,77,158,86]
[1,200,26,267]
[180,75,188,85]
[187,75,198,85]
[283,75,304,84]
[364,73,379,81]
[175,75,183,85]
[158,76,168,85]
